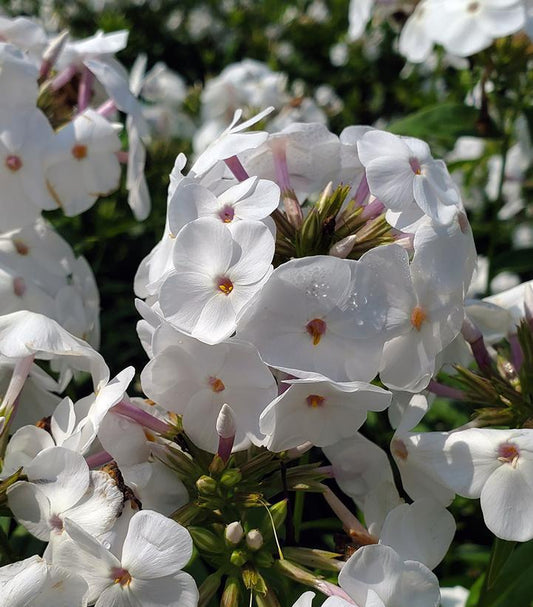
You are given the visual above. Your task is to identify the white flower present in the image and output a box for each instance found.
[260,378,391,450]
[426,0,526,58]
[159,217,274,344]
[54,510,198,607]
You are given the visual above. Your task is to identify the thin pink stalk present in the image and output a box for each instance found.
[462,317,494,375]
[51,64,77,91]
[509,333,524,373]
[271,139,303,229]
[116,151,129,164]
[360,198,385,221]
[428,379,466,401]
[323,486,377,544]
[86,450,114,468]
[97,99,117,117]
[111,399,171,434]
[314,580,356,604]
[352,174,370,207]
[77,67,94,113]
[224,156,249,181]
[0,355,35,424]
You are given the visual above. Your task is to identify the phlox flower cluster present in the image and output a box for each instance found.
[0,12,533,607]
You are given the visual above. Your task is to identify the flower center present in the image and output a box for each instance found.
[467,1,480,13]
[306,394,325,408]
[216,276,234,295]
[111,567,132,587]
[13,277,26,297]
[219,205,235,223]
[391,438,408,461]
[208,376,225,392]
[409,157,422,175]
[410,306,427,331]
[71,144,88,160]
[306,318,326,345]
[5,154,22,172]
[498,442,520,467]
[13,239,29,255]
[49,514,64,532]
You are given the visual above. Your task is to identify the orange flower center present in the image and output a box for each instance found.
[306,318,326,345]
[208,376,225,392]
[306,394,325,408]
[71,144,88,160]
[410,306,427,331]
[217,277,234,295]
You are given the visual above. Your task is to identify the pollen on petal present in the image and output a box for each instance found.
[13,239,29,255]
[13,277,26,297]
[306,318,326,345]
[306,394,325,408]
[111,567,132,587]
[217,276,234,295]
[5,154,22,172]
[498,442,520,467]
[410,306,427,331]
[208,376,226,392]
[71,144,88,160]
[391,438,408,461]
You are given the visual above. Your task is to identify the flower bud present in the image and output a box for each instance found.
[221,576,241,607]
[220,469,242,488]
[188,526,225,554]
[230,549,248,567]
[225,521,244,545]
[254,550,274,568]
[246,529,263,551]
[196,475,217,496]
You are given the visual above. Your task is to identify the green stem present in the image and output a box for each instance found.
[477,537,516,606]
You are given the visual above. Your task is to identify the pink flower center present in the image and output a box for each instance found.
[391,438,408,461]
[306,318,327,346]
[49,514,64,532]
[498,442,520,466]
[71,144,88,160]
[13,277,26,297]
[208,376,225,392]
[306,394,325,408]
[111,567,132,587]
[409,157,422,175]
[216,276,234,295]
[219,205,235,223]
[5,154,22,172]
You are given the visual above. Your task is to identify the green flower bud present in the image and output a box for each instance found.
[220,468,242,487]
[198,571,223,607]
[230,549,248,567]
[255,589,281,607]
[196,475,217,495]
[242,564,267,595]
[254,549,274,569]
[221,576,241,607]
[189,526,225,554]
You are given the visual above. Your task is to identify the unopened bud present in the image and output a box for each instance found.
[230,549,248,567]
[221,576,241,607]
[329,234,357,258]
[216,404,236,462]
[220,468,242,487]
[225,521,244,545]
[189,527,225,554]
[246,529,263,551]
[196,475,217,496]
[40,30,69,79]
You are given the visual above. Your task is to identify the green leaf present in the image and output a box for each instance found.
[388,103,498,148]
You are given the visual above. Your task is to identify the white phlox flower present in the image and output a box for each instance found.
[399,1,435,64]
[141,323,277,452]
[324,433,402,536]
[0,43,40,109]
[0,555,89,607]
[358,129,461,227]
[53,510,198,607]
[46,108,122,216]
[419,428,533,541]
[425,0,526,58]
[7,446,123,542]
[338,543,441,607]
[259,378,391,451]
[292,590,353,606]
[159,217,275,344]
[237,253,400,383]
